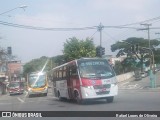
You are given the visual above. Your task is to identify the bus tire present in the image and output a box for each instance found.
[57,91,62,101]
[74,91,82,104]
[106,96,114,103]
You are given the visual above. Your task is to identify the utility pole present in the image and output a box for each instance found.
[97,23,104,47]
[140,23,152,49]
[138,24,156,88]
[140,24,152,70]
[96,23,105,58]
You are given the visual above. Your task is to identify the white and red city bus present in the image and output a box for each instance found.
[48,58,118,104]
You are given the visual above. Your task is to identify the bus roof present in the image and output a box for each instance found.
[50,57,107,71]
[29,71,46,76]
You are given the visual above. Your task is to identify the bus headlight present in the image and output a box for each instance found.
[83,86,92,89]
[28,88,32,92]
[44,87,48,91]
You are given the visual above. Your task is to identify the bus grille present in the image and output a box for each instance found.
[96,91,110,95]
[93,84,111,89]
[93,84,111,95]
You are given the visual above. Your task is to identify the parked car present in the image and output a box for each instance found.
[141,72,148,78]
[134,70,142,80]
[8,81,24,95]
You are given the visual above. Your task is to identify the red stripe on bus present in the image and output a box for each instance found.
[81,78,102,86]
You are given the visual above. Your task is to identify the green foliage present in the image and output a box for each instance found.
[154,49,160,64]
[111,37,160,72]
[23,37,97,76]
[114,61,124,75]
[51,55,67,66]
[111,37,160,53]
[121,57,137,71]
[63,37,96,61]
[23,56,50,76]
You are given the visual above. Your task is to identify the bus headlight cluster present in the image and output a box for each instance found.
[83,86,92,89]
[85,93,89,96]
[43,87,48,92]
[28,88,32,92]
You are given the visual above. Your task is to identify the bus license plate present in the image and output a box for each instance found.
[99,88,110,92]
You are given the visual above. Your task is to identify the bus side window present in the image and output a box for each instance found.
[63,66,67,79]
[70,66,78,76]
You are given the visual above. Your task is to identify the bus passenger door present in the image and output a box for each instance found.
[67,66,73,99]
[68,65,80,99]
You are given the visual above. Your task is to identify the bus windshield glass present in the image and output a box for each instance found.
[9,82,20,88]
[28,75,46,88]
[78,59,115,79]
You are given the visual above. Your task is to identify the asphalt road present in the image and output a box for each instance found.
[1,88,160,120]
[1,87,160,111]
[0,73,160,120]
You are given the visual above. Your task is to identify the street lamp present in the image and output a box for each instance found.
[0,5,27,16]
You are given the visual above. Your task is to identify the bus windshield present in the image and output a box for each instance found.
[28,75,46,88]
[78,59,115,79]
[9,82,20,88]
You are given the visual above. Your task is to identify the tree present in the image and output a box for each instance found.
[114,61,124,75]
[23,56,50,76]
[111,37,160,71]
[51,55,66,67]
[63,37,96,61]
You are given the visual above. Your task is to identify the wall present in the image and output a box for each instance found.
[8,61,22,76]
[116,72,135,83]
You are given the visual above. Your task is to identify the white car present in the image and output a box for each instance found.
[141,72,147,78]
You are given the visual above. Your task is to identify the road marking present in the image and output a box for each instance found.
[17,97,25,103]
[119,83,144,90]
[24,91,28,97]
[0,103,12,105]
[139,87,143,89]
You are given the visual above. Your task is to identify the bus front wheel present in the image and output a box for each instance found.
[74,91,83,104]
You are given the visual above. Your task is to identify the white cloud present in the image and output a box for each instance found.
[14,14,71,27]
[88,0,148,11]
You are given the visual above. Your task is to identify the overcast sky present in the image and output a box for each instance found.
[0,0,160,63]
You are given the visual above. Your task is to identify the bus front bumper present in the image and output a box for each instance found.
[28,88,48,95]
[81,84,118,99]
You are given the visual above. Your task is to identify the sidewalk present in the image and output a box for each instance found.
[118,71,160,91]
[139,71,160,89]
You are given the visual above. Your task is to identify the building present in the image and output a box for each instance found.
[0,58,8,95]
[103,55,126,65]
[7,60,23,81]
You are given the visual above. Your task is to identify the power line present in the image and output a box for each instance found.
[1,17,160,31]
[114,16,160,27]
[89,30,98,39]
[0,21,97,31]
[102,30,118,41]
[103,26,140,29]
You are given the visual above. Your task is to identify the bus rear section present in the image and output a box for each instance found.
[27,72,48,97]
[50,58,118,104]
